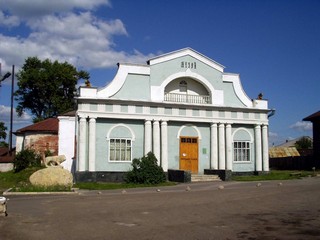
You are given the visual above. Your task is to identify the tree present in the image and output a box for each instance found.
[0,122,6,140]
[295,137,312,150]
[15,57,89,122]
[0,122,8,147]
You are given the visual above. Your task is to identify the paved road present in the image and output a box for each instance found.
[1,178,320,240]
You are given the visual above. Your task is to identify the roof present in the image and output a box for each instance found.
[0,147,15,163]
[269,147,300,158]
[0,147,9,156]
[147,48,225,72]
[14,118,58,134]
[276,136,312,148]
[303,111,320,122]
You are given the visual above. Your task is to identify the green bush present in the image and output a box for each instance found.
[124,152,166,184]
[14,149,42,172]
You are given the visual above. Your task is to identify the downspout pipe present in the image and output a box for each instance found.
[268,109,276,118]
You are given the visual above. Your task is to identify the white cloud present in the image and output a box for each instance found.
[269,132,278,137]
[0,0,110,18]
[0,11,20,27]
[268,131,282,146]
[0,0,154,72]
[289,121,313,132]
[0,105,32,144]
[0,104,32,124]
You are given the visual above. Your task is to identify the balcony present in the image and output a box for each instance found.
[164,92,211,104]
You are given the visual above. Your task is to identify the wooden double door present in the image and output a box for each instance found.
[179,137,198,173]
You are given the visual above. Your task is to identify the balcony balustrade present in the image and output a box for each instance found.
[164,92,211,104]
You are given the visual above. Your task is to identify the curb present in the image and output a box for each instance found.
[2,188,79,196]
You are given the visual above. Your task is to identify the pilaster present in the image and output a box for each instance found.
[153,120,160,165]
[225,124,232,170]
[255,124,262,171]
[78,117,87,171]
[218,123,225,170]
[210,123,218,169]
[144,120,152,154]
[262,125,269,171]
[161,121,168,171]
[88,117,96,172]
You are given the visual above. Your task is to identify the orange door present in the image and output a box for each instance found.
[180,137,198,173]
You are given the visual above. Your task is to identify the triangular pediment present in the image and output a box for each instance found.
[147,48,225,72]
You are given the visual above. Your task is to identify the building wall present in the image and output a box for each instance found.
[77,117,262,174]
[16,133,58,157]
[58,116,76,171]
[95,119,144,172]
[112,74,150,100]
[0,163,13,172]
[75,49,270,177]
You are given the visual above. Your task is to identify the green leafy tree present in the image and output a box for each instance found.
[0,122,8,147]
[15,57,89,122]
[295,137,312,150]
[124,152,166,184]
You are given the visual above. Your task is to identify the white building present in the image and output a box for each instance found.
[71,48,271,181]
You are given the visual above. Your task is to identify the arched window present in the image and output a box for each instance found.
[232,128,253,162]
[107,124,135,162]
[164,77,211,104]
[179,80,187,93]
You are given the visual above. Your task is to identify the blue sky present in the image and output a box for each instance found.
[0,0,319,146]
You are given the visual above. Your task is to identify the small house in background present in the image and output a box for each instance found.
[0,147,15,172]
[14,118,59,158]
[269,147,300,158]
[273,136,313,157]
[304,111,320,160]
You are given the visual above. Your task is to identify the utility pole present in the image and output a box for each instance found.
[9,65,14,155]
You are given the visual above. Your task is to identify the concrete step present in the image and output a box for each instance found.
[191,174,221,182]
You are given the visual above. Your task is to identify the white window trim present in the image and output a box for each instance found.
[108,138,133,163]
[233,141,252,163]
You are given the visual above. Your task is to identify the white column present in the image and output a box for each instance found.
[210,123,218,169]
[262,125,269,171]
[161,121,168,171]
[225,124,232,170]
[144,120,152,154]
[218,123,225,170]
[255,124,262,172]
[78,117,87,171]
[88,118,96,172]
[153,120,160,165]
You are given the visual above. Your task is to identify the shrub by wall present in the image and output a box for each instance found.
[124,152,166,184]
[14,149,41,172]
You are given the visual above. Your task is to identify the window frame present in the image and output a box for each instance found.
[233,141,251,162]
[108,138,132,162]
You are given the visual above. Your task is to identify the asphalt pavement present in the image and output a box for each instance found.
[1,177,320,240]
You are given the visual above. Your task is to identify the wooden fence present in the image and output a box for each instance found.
[269,156,319,170]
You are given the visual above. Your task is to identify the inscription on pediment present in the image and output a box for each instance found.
[181,61,196,69]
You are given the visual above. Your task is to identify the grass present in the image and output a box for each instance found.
[0,167,72,193]
[0,168,318,193]
[0,167,176,193]
[231,170,318,181]
[0,167,43,194]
